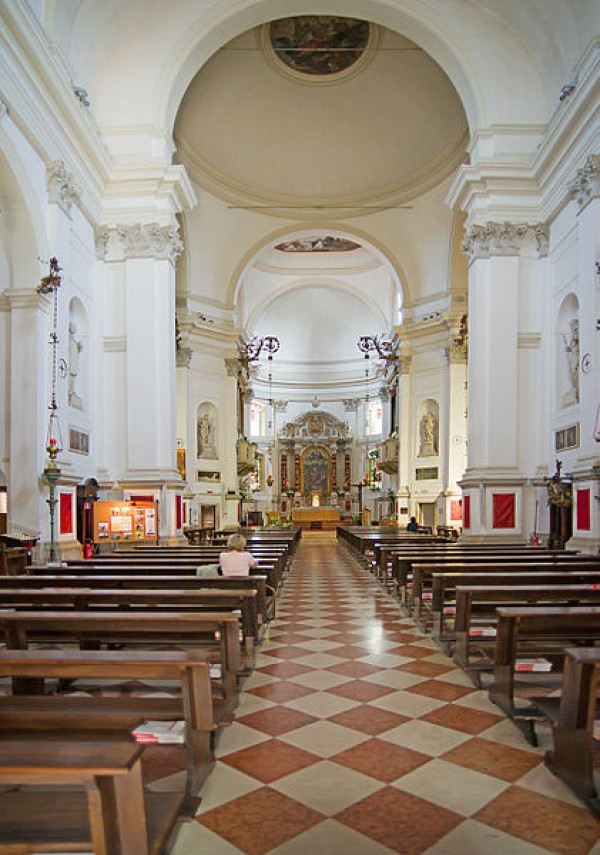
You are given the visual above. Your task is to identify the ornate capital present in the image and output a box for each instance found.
[46,160,81,215]
[274,401,288,412]
[398,355,412,375]
[176,342,192,368]
[343,399,360,412]
[462,221,548,261]
[94,226,110,260]
[445,343,468,364]
[224,357,240,378]
[116,222,183,263]
[569,155,600,213]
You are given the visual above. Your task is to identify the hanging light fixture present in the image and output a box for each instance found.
[37,257,63,563]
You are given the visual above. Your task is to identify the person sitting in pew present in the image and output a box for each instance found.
[406,516,419,532]
[219,533,259,577]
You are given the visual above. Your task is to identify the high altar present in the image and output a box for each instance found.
[278,410,352,530]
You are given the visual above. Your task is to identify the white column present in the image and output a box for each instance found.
[460,222,548,540]
[568,156,600,552]
[396,356,412,524]
[439,337,468,530]
[97,223,183,542]
[6,291,48,534]
[222,359,241,528]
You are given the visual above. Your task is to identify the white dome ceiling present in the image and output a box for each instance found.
[174,20,468,213]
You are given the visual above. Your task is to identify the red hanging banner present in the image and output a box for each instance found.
[576,488,591,531]
[492,493,516,528]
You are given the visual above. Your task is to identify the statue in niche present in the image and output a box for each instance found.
[419,411,438,456]
[197,412,217,459]
[562,319,580,407]
[68,321,83,410]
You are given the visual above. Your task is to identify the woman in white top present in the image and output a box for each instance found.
[219,532,259,577]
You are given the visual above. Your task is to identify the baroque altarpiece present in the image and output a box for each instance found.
[277,411,353,501]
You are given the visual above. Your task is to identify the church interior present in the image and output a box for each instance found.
[0,1,599,852]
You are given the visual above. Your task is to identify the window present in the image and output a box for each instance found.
[249,401,266,436]
[366,399,383,436]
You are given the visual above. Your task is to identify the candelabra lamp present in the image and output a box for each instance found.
[43,438,61,563]
[38,257,63,563]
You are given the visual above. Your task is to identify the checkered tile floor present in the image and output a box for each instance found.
[167,538,600,855]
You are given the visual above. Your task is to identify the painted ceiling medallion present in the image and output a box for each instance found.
[275,236,361,253]
[269,17,369,76]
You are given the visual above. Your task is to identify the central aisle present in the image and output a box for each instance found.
[172,538,599,855]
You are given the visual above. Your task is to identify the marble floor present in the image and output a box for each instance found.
[168,536,600,855]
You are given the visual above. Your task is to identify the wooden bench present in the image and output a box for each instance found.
[0,648,219,801]
[535,647,600,814]
[64,556,283,591]
[0,737,182,855]
[452,584,600,671]
[396,551,592,608]
[0,586,259,653]
[429,568,600,640]
[0,610,243,714]
[0,573,273,628]
[488,606,600,744]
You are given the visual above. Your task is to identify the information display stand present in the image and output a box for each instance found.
[92,501,158,544]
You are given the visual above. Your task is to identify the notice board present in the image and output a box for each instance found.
[92,501,158,544]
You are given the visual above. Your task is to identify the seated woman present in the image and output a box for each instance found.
[219,532,259,577]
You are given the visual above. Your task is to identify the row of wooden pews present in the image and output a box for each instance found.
[341,524,600,816]
[0,527,298,853]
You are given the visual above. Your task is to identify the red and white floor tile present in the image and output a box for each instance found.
[168,538,600,855]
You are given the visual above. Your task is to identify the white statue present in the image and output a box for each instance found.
[562,318,580,406]
[68,320,83,409]
[197,412,217,459]
[419,411,437,456]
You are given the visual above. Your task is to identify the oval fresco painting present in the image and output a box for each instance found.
[270,16,370,77]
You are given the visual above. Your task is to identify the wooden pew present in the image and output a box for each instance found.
[429,568,600,639]
[0,737,177,855]
[63,555,283,591]
[0,648,218,800]
[411,558,600,623]
[452,584,600,671]
[0,610,243,714]
[375,542,536,588]
[536,647,600,814]
[0,586,259,653]
[396,551,592,608]
[0,573,272,627]
[488,606,600,743]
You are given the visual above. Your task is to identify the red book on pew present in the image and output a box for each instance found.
[515,658,552,672]
[470,627,497,637]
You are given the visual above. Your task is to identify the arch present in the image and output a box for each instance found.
[66,0,558,140]
[244,277,391,337]
[0,128,48,290]
[227,221,408,309]
[160,1,486,134]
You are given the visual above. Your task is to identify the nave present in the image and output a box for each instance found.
[169,537,600,855]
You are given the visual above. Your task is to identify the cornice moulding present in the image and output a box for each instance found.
[104,164,197,216]
[518,333,542,349]
[176,128,468,220]
[103,337,127,353]
[253,258,380,276]
[4,288,47,310]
